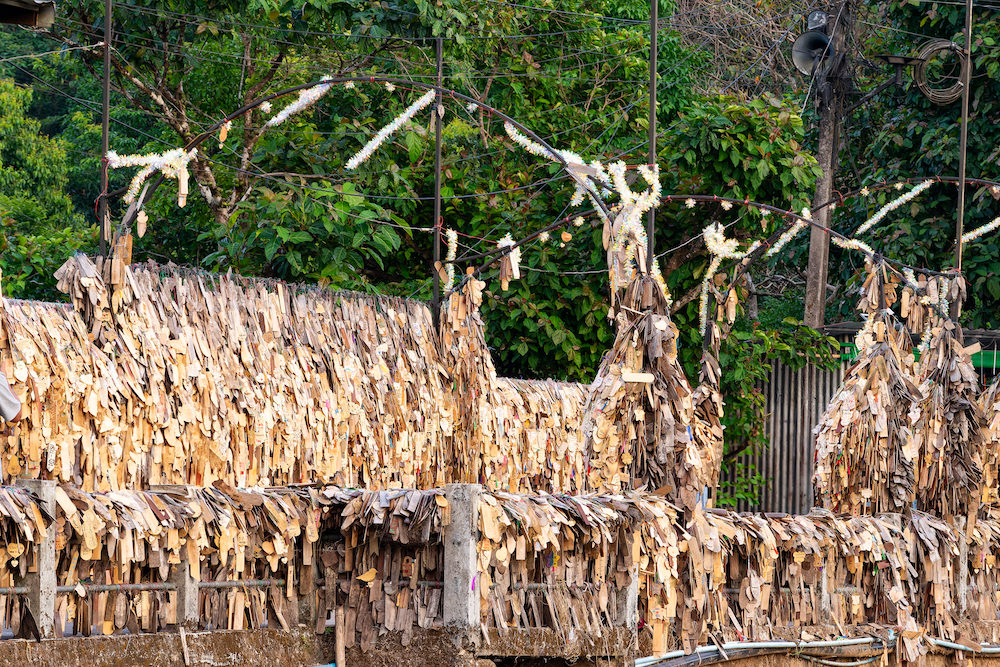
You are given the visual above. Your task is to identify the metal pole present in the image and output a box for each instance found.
[955,0,973,274]
[98,0,112,258]
[646,0,657,274]
[431,37,444,326]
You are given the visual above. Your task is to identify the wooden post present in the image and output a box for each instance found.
[804,1,853,330]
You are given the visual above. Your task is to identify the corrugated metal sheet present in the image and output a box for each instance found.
[722,347,847,514]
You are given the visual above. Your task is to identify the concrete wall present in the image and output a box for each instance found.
[0,629,319,667]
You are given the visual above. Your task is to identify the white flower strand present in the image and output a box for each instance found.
[765,220,807,257]
[831,236,875,256]
[699,222,760,332]
[605,161,665,292]
[503,124,667,295]
[265,76,334,128]
[346,90,436,170]
[699,255,723,333]
[503,122,606,207]
[107,148,197,206]
[854,180,933,235]
[444,229,457,290]
[961,214,1000,244]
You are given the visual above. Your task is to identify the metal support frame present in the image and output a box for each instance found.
[432,37,444,326]
[98,0,112,257]
[646,0,657,274]
[955,0,973,279]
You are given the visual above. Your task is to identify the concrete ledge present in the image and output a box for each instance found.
[321,628,488,667]
[0,629,319,666]
[480,627,636,659]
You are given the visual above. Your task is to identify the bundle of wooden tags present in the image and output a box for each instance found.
[813,309,921,514]
[582,276,711,507]
[0,482,449,641]
[641,506,973,660]
[980,379,1000,507]
[477,491,640,642]
[815,269,992,521]
[911,317,986,519]
[312,488,449,650]
[3,258,591,494]
[438,279,590,492]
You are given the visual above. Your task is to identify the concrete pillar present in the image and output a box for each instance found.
[615,531,638,631]
[167,561,200,629]
[152,485,200,629]
[16,479,56,639]
[443,484,481,640]
[616,568,638,630]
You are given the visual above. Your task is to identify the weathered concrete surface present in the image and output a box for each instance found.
[481,628,636,660]
[444,483,481,639]
[0,629,319,666]
[319,626,636,666]
[321,629,491,666]
[17,479,56,639]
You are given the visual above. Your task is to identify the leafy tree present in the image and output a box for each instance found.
[0,79,92,297]
[833,1,1000,327]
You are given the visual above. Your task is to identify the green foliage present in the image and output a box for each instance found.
[712,317,840,507]
[837,2,1000,327]
[0,79,92,298]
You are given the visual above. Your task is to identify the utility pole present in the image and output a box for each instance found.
[98,0,112,258]
[803,1,852,329]
[647,0,657,275]
[431,37,444,326]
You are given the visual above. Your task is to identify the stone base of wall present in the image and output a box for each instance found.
[0,629,319,667]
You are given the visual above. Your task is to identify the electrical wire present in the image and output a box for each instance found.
[0,42,104,64]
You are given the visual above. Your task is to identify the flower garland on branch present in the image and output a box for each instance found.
[106,148,197,207]
[962,214,1000,244]
[854,180,933,235]
[699,222,759,333]
[444,228,458,290]
[347,90,436,170]
[264,76,333,128]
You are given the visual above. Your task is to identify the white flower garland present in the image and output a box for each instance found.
[346,90,436,170]
[765,220,807,257]
[854,180,933,235]
[444,228,457,290]
[699,222,760,332]
[961,214,1000,244]
[831,236,875,256]
[502,122,609,208]
[265,76,334,128]
[107,147,197,205]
